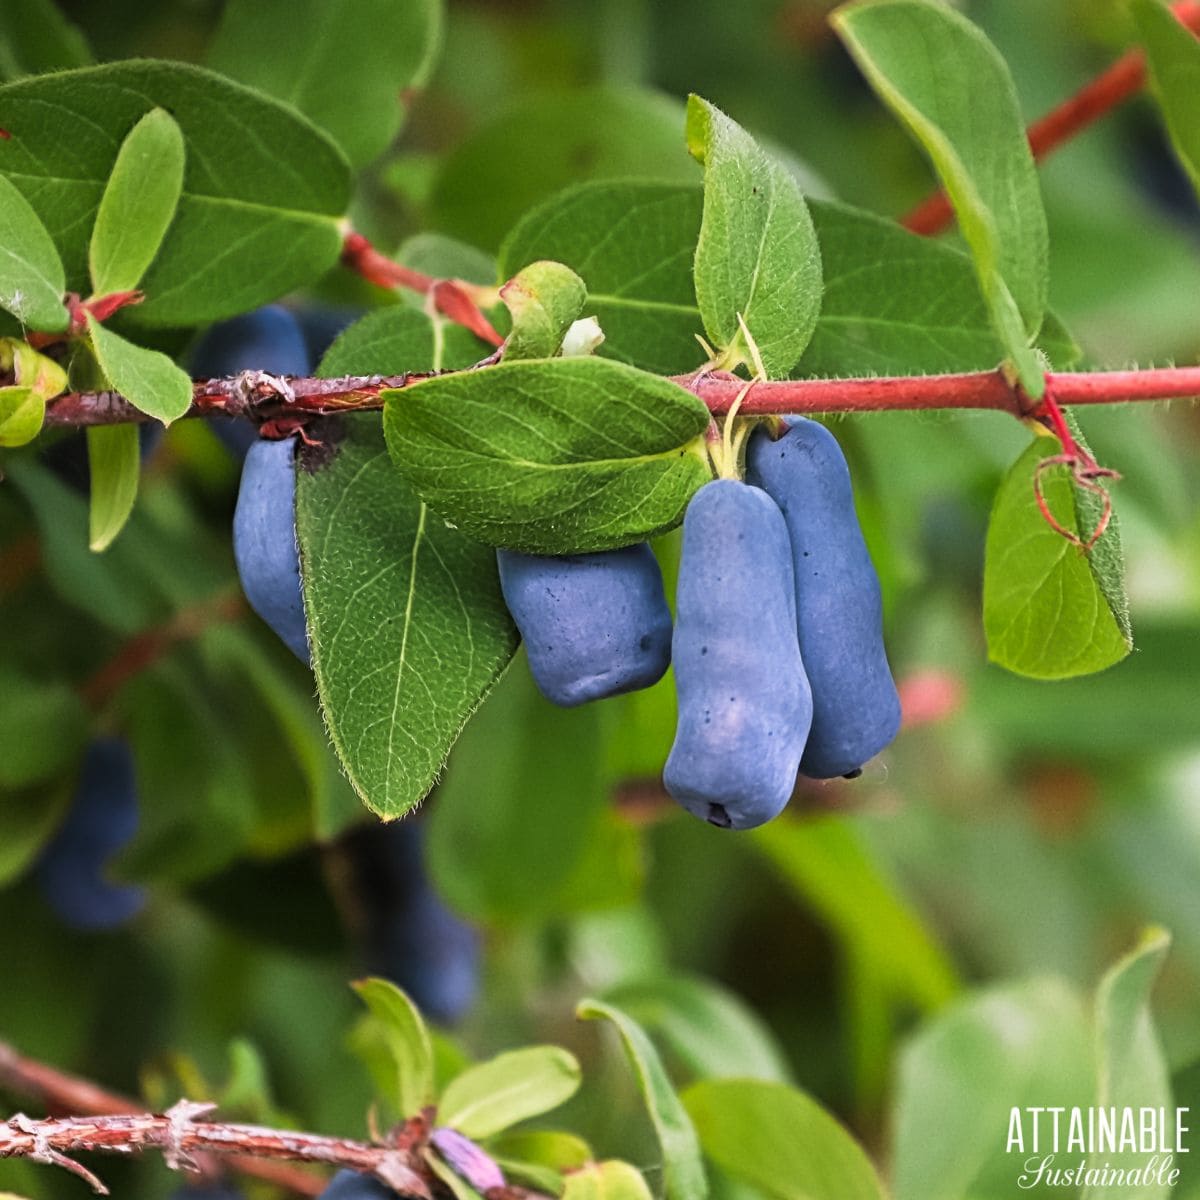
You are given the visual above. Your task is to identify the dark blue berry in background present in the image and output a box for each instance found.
[233,436,310,664]
[747,418,901,779]
[346,818,480,1026]
[317,1170,394,1200]
[497,544,673,707]
[167,1183,244,1200]
[664,479,812,830]
[189,307,312,460]
[295,306,365,364]
[35,738,146,930]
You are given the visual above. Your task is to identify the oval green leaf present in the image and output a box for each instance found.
[87,316,193,425]
[832,0,1048,397]
[1084,928,1173,1198]
[501,260,587,361]
[562,1162,654,1200]
[89,108,186,296]
[86,422,140,552]
[683,1079,886,1200]
[0,61,350,326]
[208,0,442,169]
[1134,0,1200,197]
[686,94,822,378]
[352,977,435,1118]
[0,173,66,331]
[0,385,43,447]
[577,998,708,1200]
[983,433,1132,679]
[383,357,712,554]
[439,1046,582,1140]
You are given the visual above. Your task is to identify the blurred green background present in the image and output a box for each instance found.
[2,0,1199,1197]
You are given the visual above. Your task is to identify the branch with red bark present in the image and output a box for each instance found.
[38,363,1200,431]
[0,1042,549,1200]
[901,0,1200,235]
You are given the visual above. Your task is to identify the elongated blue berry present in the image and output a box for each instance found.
[497,544,672,707]
[663,479,812,829]
[746,419,901,778]
[349,819,480,1025]
[36,738,146,930]
[318,1171,393,1200]
[234,436,309,663]
[190,307,311,459]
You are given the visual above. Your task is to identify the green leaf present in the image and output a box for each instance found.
[800,200,1078,378]
[297,415,517,818]
[0,173,67,331]
[0,0,91,80]
[603,976,792,1085]
[0,671,88,789]
[0,336,68,399]
[431,85,695,251]
[562,1162,654,1200]
[86,423,139,552]
[89,108,186,296]
[683,1080,886,1200]
[685,95,822,377]
[501,260,587,360]
[832,0,1048,397]
[753,815,959,1012]
[488,1131,592,1173]
[439,1046,582,1139]
[1084,928,1173,1200]
[890,979,1093,1200]
[117,663,258,884]
[87,317,193,425]
[425,1154,484,1200]
[426,662,608,924]
[208,0,442,169]
[0,781,69,887]
[983,434,1132,679]
[0,61,350,325]
[383,357,712,554]
[0,386,43,447]
[1134,0,1200,196]
[303,310,513,818]
[499,181,705,375]
[577,998,708,1200]
[352,977,435,1117]
[500,183,1078,380]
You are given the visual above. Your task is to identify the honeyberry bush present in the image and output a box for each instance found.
[2,0,1200,1197]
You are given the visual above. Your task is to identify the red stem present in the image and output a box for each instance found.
[901,0,1200,236]
[340,232,504,347]
[38,364,1200,429]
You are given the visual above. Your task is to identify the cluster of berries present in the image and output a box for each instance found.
[501,419,901,830]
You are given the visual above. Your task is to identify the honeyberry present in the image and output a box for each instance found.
[233,436,309,663]
[348,818,480,1025]
[190,306,311,459]
[497,544,672,707]
[746,418,901,778]
[35,738,146,930]
[317,1171,393,1200]
[663,479,812,829]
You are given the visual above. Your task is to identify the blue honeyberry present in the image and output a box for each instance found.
[167,1184,244,1200]
[35,738,146,930]
[663,479,812,830]
[317,1170,394,1199]
[352,818,480,1026]
[497,544,672,707]
[233,436,309,663]
[189,307,311,460]
[746,418,901,779]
